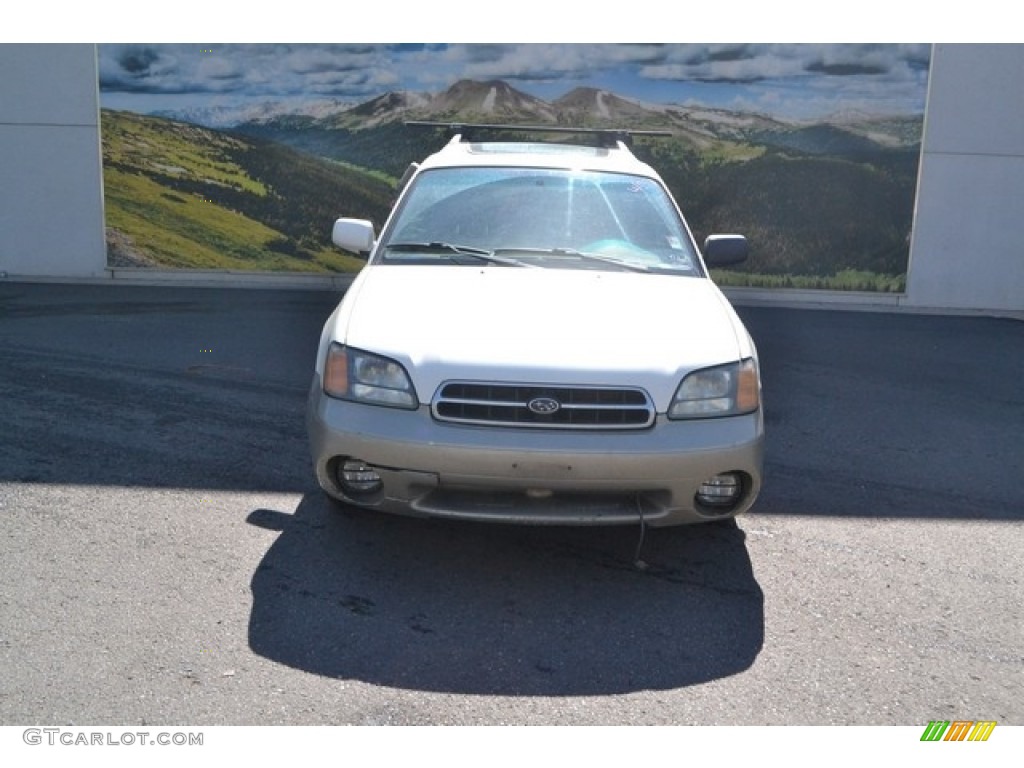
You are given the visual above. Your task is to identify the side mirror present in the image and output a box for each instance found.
[703,234,749,267]
[332,218,376,256]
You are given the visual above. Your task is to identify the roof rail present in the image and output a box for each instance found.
[404,121,672,148]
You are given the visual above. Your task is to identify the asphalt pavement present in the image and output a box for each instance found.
[0,281,1021,725]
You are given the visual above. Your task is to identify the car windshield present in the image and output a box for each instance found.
[378,166,702,275]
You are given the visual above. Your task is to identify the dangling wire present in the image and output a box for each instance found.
[633,495,648,571]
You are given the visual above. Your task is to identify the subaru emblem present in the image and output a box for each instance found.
[527,397,561,415]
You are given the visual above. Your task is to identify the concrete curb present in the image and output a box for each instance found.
[1,268,1020,320]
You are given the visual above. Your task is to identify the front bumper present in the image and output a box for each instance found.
[307,375,764,526]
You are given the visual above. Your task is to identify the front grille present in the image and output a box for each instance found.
[432,382,655,430]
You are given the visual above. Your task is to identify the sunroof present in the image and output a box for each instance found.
[469,142,608,156]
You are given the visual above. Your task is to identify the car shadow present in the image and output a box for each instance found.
[246,494,763,696]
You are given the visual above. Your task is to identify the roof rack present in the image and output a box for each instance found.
[405,121,672,148]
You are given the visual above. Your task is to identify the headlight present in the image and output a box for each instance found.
[668,358,759,419]
[323,343,418,409]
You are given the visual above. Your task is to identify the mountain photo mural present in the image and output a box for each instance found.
[98,44,931,290]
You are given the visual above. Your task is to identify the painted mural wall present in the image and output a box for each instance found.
[98,44,930,290]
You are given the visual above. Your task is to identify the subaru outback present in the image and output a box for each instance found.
[307,123,763,526]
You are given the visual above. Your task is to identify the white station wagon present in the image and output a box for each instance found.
[307,124,764,526]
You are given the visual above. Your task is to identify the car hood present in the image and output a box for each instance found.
[335,265,746,408]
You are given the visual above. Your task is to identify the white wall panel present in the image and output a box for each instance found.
[0,44,106,277]
[919,44,1024,157]
[907,153,1024,310]
[0,44,101,125]
[907,44,1024,312]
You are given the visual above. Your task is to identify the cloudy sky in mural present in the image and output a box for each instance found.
[99,43,931,121]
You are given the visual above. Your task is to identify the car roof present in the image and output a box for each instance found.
[416,134,663,178]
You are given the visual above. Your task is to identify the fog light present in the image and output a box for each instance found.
[337,458,383,496]
[696,472,743,509]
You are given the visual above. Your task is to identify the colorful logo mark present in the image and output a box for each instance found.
[920,720,996,742]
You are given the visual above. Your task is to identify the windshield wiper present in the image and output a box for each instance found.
[385,242,530,267]
[492,247,651,273]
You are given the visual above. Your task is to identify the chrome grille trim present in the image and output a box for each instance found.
[432,381,655,430]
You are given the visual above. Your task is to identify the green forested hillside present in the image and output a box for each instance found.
[101,110,393,272]
[238,121,450,179]
[634,140,917,290]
